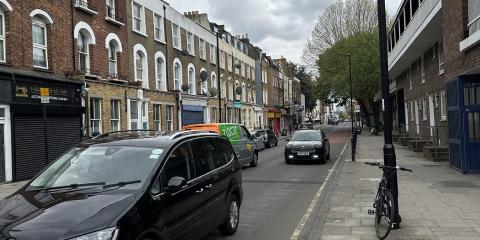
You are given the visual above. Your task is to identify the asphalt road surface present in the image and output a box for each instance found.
[203,123,352,240]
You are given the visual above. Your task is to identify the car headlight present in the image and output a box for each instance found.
[285,145,292,150]
[69,227,118,240]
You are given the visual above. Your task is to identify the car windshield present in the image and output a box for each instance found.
[27,146,165,191]
[291,131,322,141]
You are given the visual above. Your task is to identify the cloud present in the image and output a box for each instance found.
[167,0,403,63]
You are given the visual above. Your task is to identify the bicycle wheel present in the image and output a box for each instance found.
[375,190,394,239]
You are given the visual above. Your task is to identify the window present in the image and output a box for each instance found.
[78,32,89,73]
[141,102,148,129]
[166,105,173,131]
[111,100,120,132]
[173,61,182,90]
[172,23,180,49]
[410,101,414,121]
[108,41,117,76]
[212,107,217,123]
[211,72,217,89]
[130,100,139,130]
[191,138,223,176]
[220,51,225,69]
[188,66,195,95]
[0,10,5,63]
[132,2,145,34]
[32,18,48,68]
[422,97,427,121]
[156,56,166,90]
[210,44,216,64]
[441,91,447,121]
[187,32,194,54]
[420,56,425,84]
[468,0,480,35]
[135,51,144,82]
[90,98,102,135]
[161,143,193,188]
[199,39,206,59]
[438,42,444,75]
[106,0,115,19]
[153,104,161,130]
[153,14,163,41]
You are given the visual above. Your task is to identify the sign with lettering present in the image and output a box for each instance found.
[219,124,241,144]
[14,83,81,105]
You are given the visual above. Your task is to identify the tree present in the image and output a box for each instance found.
[314,31,380,124]
[301,0,378,72]
[294,65,317,112]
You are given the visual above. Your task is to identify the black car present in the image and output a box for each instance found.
[284,130,330,164]
[328,117,339,125]
[254,129,278,148]
[0,131,243,240]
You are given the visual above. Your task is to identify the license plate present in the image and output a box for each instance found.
[298,152,309,156]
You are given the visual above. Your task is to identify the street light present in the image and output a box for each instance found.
[377,0,401,228]
[347,53,356,161]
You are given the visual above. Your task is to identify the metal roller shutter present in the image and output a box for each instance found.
[14,116,82,181]
[14,117,47,181]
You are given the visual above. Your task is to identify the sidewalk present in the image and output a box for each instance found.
[310,134,480,240]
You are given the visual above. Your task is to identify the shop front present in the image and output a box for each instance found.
[0,73,84,182]
[267,109,281,135]
[182,96,208,126]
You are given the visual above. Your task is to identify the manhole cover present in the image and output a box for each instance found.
[438,180,480,188]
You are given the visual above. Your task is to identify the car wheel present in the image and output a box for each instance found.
[327,150,331,160]
[250,152,258,167]
[320,151,327,164]
[275,140,278,147]
[219,195,240,236]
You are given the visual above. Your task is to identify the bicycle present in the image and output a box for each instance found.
[365,161,412,240]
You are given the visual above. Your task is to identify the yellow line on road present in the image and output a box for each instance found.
[290,140,349,240]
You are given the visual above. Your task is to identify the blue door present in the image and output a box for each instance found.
[182,105,205,126]
[466,111,480,171]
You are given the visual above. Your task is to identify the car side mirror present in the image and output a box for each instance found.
[166,176,187,192]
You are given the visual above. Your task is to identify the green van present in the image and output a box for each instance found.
[183,123,258,167]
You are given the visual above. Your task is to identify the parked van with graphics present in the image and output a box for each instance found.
[183,124,258,167]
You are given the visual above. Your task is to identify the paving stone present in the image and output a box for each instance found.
[321,226,350,235]
[431,227,479,237]
[317,235,361,240]
[323,219,361,227]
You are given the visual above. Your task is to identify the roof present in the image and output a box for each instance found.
[79,131,219,148]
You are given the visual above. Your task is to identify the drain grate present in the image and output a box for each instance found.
[438,180,480,188]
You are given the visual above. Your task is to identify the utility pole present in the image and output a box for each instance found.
[377,0,401,228]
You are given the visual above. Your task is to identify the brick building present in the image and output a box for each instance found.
[262,54,284,135]
[388,0,480,170]
[0,0,85,181]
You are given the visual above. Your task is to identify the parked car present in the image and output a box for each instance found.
[255,129,278,148]
[0,131,243,240]
[284,130,330,164]
[251,130,266,151]
[298,123,314,130]
[183,123,258,167]
[328,117,339,125]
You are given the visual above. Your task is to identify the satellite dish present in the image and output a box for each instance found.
[181,84,190,92]
[235,87,242,95]
[209,87,217,97]
[200,71,208,82]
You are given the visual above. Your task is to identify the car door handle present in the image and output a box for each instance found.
[205,184,213,190]
[196,188,204,194]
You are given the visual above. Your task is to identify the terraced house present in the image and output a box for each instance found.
[388,0,480,173]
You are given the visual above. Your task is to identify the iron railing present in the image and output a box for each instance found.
[427,126,448,147]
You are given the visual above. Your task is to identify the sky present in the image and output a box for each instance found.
[167,0,403,64]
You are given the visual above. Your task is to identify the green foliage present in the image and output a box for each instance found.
[294,65,317,112]
[338,111,347,120]
[315,31,380,113]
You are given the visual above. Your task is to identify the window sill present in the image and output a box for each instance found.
[33,66,50,72]
[460,30,480,52]
[132,29,148,38]
[74,4,98,15]
[438,71,444,77]
[154,39,166,45]
[105,17,124,26]
[173,46,182,51]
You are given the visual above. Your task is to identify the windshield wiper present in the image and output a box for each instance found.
[27,182,106,192]
[102,180,141,189]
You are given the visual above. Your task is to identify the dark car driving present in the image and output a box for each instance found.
[0,131,243,240]
[284,130,330,164]
[298,123,314,130]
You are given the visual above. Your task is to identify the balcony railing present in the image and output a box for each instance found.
[106,8,125,26]
[73,0,97,15]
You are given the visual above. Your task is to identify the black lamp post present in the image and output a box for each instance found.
[377,0,401,228]
[347,53,356,161]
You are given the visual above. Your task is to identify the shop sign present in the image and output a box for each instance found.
[15,83,81,105]
[233,100,241,109]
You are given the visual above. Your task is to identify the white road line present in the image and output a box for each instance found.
[290,140,349,240]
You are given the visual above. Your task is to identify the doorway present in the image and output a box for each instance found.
[429,94,436,140]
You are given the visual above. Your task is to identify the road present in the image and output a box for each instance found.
[204,124,352,240]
